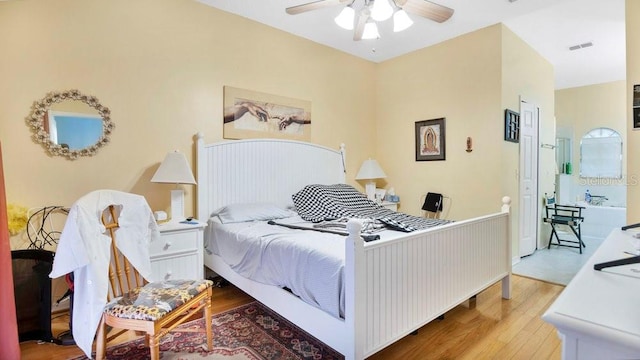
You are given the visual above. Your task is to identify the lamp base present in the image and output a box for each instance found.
[170,189,185,222]
[365,182,376,201]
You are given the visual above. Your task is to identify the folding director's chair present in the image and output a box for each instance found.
[543,192,586,254]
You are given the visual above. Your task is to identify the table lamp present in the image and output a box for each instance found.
[355,158,386,201]
[151,150,196,222]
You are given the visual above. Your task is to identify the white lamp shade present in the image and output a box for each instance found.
[393,9,413,32]
[362,21,380,40]
[371,0,393,21]
[151,150,196,185]
[151,150,196,222]
[355,159,387,180]
[335,6,355,30]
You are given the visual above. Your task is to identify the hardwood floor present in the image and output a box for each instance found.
[20,275,563,360]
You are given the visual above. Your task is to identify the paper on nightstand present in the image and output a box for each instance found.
[154,211,167,221]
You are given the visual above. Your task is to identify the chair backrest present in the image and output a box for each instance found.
[102,205,146,301]
[422,192,444,219]
[544,192,584,221]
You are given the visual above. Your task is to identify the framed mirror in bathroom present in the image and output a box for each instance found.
[555,137,572,174]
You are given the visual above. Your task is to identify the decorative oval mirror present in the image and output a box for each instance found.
[26,89,114,160]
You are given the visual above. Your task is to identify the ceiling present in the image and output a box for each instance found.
[197,0,625,90]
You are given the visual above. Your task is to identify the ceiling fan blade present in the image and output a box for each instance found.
[286,0,350,15]
[395,0,454,23]
[353,10,369,41]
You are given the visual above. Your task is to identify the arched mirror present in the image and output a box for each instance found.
[580,127,622,178]
[555,137,572,174]
[26,89,114,160]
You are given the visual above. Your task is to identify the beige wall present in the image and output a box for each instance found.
[0,0,376,247]
[376,25,504,221]
[627,0,640,222]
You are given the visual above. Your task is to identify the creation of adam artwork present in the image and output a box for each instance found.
[223,86,311,141]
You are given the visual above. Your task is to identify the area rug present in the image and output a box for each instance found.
[72,301,343,360]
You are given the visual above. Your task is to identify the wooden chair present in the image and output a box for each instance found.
[543,192,586,254]
[421,192,444,219]
[95,205,213,360]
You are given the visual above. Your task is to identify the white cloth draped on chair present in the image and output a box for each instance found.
[49,190,159,358]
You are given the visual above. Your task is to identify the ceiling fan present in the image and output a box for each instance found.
[285,0,454,41]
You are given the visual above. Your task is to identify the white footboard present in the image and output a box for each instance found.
[345,197,512,358]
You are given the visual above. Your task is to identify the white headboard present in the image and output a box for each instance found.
[195,133,346,220]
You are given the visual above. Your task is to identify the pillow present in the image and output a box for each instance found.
[212,203,294,224]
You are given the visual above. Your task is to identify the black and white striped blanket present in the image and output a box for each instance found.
[292,184,451,232]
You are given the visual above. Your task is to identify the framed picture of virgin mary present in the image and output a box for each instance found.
[415,118,446,161]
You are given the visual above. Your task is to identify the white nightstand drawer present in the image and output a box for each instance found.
[150,252,200,281]
[150,229,198,256]
[151,221,206,282]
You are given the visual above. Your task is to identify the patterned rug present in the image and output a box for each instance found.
[72,301,343,360]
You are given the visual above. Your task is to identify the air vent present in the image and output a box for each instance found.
[569,42,593,51]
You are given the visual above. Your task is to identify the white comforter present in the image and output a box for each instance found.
[206,215,346,318]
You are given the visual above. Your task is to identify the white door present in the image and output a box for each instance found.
[519,100,539,257]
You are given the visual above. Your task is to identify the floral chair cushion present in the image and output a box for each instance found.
[103,279,213,321]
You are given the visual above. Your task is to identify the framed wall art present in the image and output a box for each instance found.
[415,118,446,161]
[633,84,640,130]
[223,86,312,140]
[504,109,520,143]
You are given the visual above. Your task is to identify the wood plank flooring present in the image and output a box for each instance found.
[19,275,563,360]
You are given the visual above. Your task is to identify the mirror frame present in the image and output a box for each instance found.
[26,89,114,160]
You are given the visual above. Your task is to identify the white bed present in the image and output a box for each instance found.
[195,134,512,359]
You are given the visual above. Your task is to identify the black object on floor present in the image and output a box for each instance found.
[11,249,55,343]
[209,276,230,288]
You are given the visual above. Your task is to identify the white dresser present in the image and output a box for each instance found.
[542,229,640,360]
[149,221,206,282]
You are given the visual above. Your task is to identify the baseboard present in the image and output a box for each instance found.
[512,255,521,266]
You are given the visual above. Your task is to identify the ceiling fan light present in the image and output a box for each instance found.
[393,9,413,32]
[334,6,355,30]
[362,21,380,39]
[371,0,393,21]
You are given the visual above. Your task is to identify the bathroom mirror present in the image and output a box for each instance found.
[555,137,572,174]
[26,89,114,160]
[580,127,622,178]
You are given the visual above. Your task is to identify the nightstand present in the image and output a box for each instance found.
[150,220,206,282]
[381,201,399,211]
